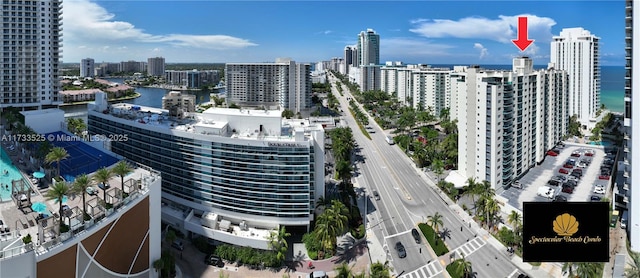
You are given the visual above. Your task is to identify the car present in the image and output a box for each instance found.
[548,180,560,187]
[547,150,558,156]
[577,162,588,168]
[561,186,574,194]
[553,175,567,182]
[571,152,581,157]
[0,219,8,233]
[595,184,605,190]
[411,228,421,243]
[599,175,611,180]
[594,187,606,194]
[590,196,602,202]
[511,181,523,189]
[308,271,329,278]
[570,172,582,179]
[564,181,577,188]
[563,163,574,169]
[98,183,110,190]
[559,168,569,174]
[585,152,594,157]
[580,159,591,165]
[86,187,98,196]
[373,190,380,200]
[204,254,225,267]
[395,242,407,258]
[553,195,568,202]
[172,239,184,251]
[572,168,583,174]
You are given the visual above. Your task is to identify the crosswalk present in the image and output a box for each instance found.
[451,237,486,258]
[400,260,443,278]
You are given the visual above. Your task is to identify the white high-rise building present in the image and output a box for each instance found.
[0,0,62,110]
[411,67,451,114]
[357,29,380,66]
[623,0,639,253]
[551,27,601,128]
[225,58,311,113]
[80,58,95,78]
[147,57,165,77]
[449,58,569,190]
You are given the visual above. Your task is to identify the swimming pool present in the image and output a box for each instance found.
[0,147,26,202]
[589,141,614,147]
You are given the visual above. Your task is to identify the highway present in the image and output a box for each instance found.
[328,74,521,278]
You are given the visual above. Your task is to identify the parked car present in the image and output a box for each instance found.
[98,183,110,190]
[395,242,407,258]
[553,195,568,202]
[570,172,582,179]
[563,163,574,169]
[373,190,380,200]
[585,151,594,157]
[172,239,184,251]
[553,175,567,182]
[204,254,224,267]
[599,175,610,180]
[308,271,329,278]
[547,150,558,156]
[411,228,421,243]
[594,188,606,194]
[590,196,602,202]
[512,181,523,189]
[0,219,9,233]
[571,152,581,157]
[562,186,574,194]
[559,168,569,174]
[86,187,98,196]
[564,180,577,187]
[548,180,560,186]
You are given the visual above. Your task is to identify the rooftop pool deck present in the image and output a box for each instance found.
[0,147,27,203]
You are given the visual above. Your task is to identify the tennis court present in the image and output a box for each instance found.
[46,131,119,178]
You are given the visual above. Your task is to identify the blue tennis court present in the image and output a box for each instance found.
[45,131,119,178]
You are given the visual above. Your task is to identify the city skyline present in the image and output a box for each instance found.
[64,0,625,65]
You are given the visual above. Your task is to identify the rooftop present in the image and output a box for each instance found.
[93,103,323,142]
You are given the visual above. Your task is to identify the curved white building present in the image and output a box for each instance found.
[87,93,324,249]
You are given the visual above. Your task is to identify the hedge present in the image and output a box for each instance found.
[418,223,449,256]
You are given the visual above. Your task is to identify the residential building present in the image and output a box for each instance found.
[344,46,357,75]
[162,91,196,113]
[80,58,95,78]
[0,165,162,278]
[147,57,166,77]
[225,58,311,113]
[164,70,220,89]
[87,92,325,249]
[359,65,381,92]
[0,0,62,110]
[448,66,469,123]
[411,67,451,115]
[550,27,601,128]
[447,57,569,190]
[120,60,146,74]
[624,0,639,253]
[96,62,121,77]
[357,29,380,66]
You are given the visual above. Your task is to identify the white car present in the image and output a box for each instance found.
[595,184,605,190]
[594,187,606,194]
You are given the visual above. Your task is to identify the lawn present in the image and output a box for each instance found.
[445,260,464,278]
[418,223,449,256]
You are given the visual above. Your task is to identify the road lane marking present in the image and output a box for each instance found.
[399,260,443,278]
[383,229,412,239]
[507,269,519,278]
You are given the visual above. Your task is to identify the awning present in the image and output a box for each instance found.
[445,170,468,189]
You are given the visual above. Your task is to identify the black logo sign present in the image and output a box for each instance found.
[522,202,609,262]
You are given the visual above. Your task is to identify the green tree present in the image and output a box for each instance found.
[112,161,133,198]
[454,256,474,278]
[267,226,291,265]
[281,109,295,119]
[153,259,164,275]
[432,159,445,182]
[71,174,92,223]
[626,251,640,278]
[507,210,522,236]
[427,212,444,240]
[370,261,392,278]
[335,262,353,278]
[574,262,602,278]
[165,229,177,250]
[45,147,70,178]
[93,167,113,204]
[44,181,70,234]
[314,200,349,253]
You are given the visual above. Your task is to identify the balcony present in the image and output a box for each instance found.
[181,210,274,250]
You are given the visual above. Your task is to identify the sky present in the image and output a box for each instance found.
[63,0,626,66]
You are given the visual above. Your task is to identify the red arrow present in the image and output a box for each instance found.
[512,16,534,51]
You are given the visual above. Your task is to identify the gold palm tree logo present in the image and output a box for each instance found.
[553,213,579,236]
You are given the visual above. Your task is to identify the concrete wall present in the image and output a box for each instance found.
[21,108,64,134]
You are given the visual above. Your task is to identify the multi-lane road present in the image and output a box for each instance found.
[328,74,526,278]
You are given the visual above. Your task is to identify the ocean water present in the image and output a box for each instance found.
[432,64,625,113]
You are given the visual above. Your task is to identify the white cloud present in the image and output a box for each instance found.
[474,43,489,59]
[409,14,556,44]
[63,0,256,61]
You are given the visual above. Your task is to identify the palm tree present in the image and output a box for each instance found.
[112,161,133,198]
[267,226,291,265]
[626,251,640,278]
[427,212,444,242]
[152,259,164,275]
[370,261,392,278]
[314,200,349,254]
[507,210,522,238]
[335,160,353,185]
[71,174,91,223]
[480,197,500,230]
[315,196,332,210]
[432,159,445,182]
[335,263,353,278]
[574,262,602,278]
[464,178,478,205]
[93,167,113,205]
[44,181,70,233]
[455,256,474,278]
[45,147,69,178]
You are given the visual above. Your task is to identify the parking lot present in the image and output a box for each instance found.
[501,142,615,210]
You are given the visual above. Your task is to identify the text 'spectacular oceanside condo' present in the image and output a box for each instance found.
[87,92,325,249]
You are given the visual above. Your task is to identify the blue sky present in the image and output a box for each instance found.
[63,1,625,66]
